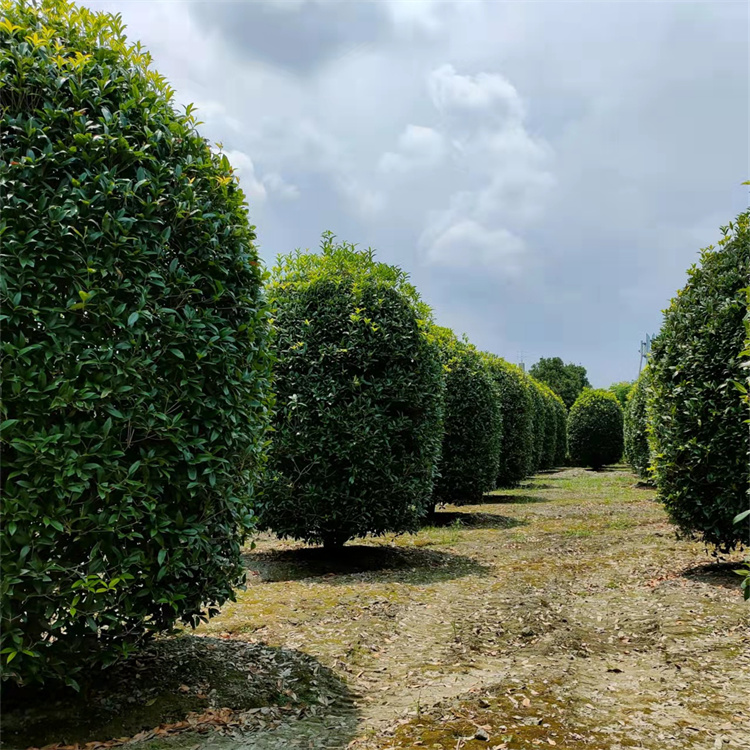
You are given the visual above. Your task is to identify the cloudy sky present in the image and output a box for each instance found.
[86,0,748,386]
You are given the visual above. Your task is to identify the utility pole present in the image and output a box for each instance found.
[638,334,655,375]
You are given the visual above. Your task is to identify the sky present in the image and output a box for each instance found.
[85,0,749,387]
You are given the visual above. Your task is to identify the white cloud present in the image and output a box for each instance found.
[224,150,267,203]
[381,0,445,34]
[422,219,526,273]
[415,65,554,267]
[335,176,386,219]
[475,169,555,225]
[190,100,242,135]
[428,64,525,122]
[262,172,301,200]
[378,124,446,174]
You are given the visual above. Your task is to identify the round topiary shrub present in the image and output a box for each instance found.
[624,369,652,482]
[432,330,502,505]
[648,210,750,551]
[482,356,534,488]
[0,2,272,687]
[256,233,444,548]
[568,389,624,469]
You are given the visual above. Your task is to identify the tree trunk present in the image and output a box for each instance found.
[322,533,347,551]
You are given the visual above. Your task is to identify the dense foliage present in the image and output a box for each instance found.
[608,381,634,409]
[551,390,568,466]
[735,281,750,597]
[432,330,502,505]
[526,379,547,473]
[529,356,591,410]
[0,1,272,687]
[624,370,651,481]
[537,383,565,469]
[648,210,750,551]
[568,390,624,469]
[256,234,444,547]
[483,356,534,487]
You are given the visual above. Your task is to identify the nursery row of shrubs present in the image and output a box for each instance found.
[0,1,577,688]
[623,209,750,552]
[254,234,569,549]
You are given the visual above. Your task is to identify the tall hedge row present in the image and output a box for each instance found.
[537,383,562,470]
[0,0,273,687]
[549,390,568,466]
[432,330,503,505]
[648,210,750,551]
[526,380,547,473]
[1,0,593,693]
[255,235,444,548]
[624,369,651,481]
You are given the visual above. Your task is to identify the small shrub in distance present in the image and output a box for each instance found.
[568,389,624,469]
[256,234,444,548]
[608,381,635,409]
[624,369,652,482]
[0,1,272,687]
[648,210,750,551]
[529,356,591,410]
[432,330,502,505]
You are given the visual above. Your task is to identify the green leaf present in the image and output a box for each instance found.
[127,311,140,326]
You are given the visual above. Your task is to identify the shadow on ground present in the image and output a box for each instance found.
[484,493,548,505]
[243,544,490,584]
[1,635,358,750]
[429,510,527,529]
[679,560,747,591]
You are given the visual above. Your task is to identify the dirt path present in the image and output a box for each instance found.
[9,468,746,750]
[181,467,749,749]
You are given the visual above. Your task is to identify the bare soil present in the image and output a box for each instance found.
[5,467,749,750]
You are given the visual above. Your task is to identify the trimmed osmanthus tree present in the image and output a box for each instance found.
[568,389,624,470]
[537,382,564,470]
[256,234,444,548]
[0,1,272,687]
[431,330,503,505]
[624,369,652,482]
[527,376,547,474]
[482,356,534,488]
[648,210,750,551]
[547,387,568,466]
[527,377,554,473]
